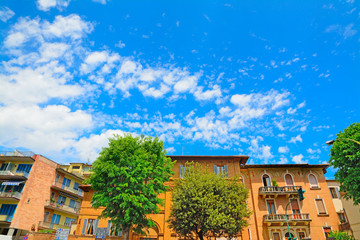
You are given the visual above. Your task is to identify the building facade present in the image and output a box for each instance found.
[73,155,339,240]
[327,180,360,239]
[0,150,85,240]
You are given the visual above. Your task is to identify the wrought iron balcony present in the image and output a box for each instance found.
[0,170,30,179]
[259,186,301,198]
[38,221,72,230]
[44,200,79,215]
[264,213,311,226]
[339,221,351,231]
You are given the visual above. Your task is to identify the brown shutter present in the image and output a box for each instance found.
[273,233,281,240]
[315,199,326,214]
[285,174,294,186]
[309,174,318,187]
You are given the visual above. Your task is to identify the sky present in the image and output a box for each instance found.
[0,0,359,177]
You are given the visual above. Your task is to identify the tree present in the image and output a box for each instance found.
[87,134,174,240]
[329,122,360,205]
[329,231,355,240]
[168,163,251,240]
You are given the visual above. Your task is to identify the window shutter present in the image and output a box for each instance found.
[315,199,326,214]
[285,174,294,186]
[309,174,318,187]
[335,187,341,199]
[81,219,88,235]
[106,221,111,236]
[224,165,229,178]
[180,165,183,178]
[93,219,99,235]
[213,165,218,175]
[273,233,280,240]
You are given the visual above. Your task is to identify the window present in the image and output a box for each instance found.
[308,173,319,188]
[81,219,99,235]
[329,187,340,199]
[273,232,281,240]
[0,163,9,171]
[44,212,49,222]
[69,199,76,208]
[0,204,17,216]
[298,232,305,240]
[323,227,331,237]
[50,192,55,200]
[74,182,80,190]
[266,199,276,215]
[16,164,32,173]
[55,174,60,183]
[65,217,75,226]
[213,165,229,177]
[290,199,301,219]
[315,198,327,215]
[262,174,271,187]
[62,177,71,188]
[72,166,80,169]
[179,165,187,178]
[285,232,294,240]
[57,195,66,205]
[338,212,347,223]
[51,214,61,225]
[285,174,294,186]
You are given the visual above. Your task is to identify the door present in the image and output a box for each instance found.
[273,232,281,240]
[291,199,301,219]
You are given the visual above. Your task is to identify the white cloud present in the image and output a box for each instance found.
[36,0,70,11]
[325,23,357,39]
[166,147,176,154]
[92,0,108,4]
[292,154,306,164]
[0,7,15,22]
[307,148,321,154]
[289,135,302,144]
[115,40,125,48]
[278,146,289,153]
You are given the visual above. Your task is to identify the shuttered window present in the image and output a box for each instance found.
[262,174,271,186]
[315,199,327,215]
[81,218,99,235]
[285,174,294,186]
[273,232,281,240]
[16,164,32,173]
[329,187,339,199]
[308,174,319,188]
[213,165,229,178]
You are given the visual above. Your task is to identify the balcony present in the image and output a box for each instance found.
[264,213,311,226]
[0,191,22,200]
[38,221,71,230]
[0,170,30,180]
[51,181,84,198]
[339,221,351,231]
[44,200,79,215]
[0,215,13,223]
[259,186,301,198]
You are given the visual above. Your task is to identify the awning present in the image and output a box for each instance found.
[1,181,24,186]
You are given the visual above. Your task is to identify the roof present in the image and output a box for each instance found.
[241,163,329,172]
[168,155,249,165]
[79,184,91,192]
[56,168,85,181]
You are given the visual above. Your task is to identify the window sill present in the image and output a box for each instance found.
[318,213,329,217]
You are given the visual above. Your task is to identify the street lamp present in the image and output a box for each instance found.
[326,138,360,146]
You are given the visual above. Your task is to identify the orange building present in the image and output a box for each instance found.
[0,150,85,240]
[73,155,339,240]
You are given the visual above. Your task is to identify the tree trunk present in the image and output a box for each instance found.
[122,226,130,240]
[198,231,204,240]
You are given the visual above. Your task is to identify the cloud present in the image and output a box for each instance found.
[0,7,15,22]
[325,23,357,39]
[289,135,302,144]
[92,0,108,4]
[115,40,125,48]
[36,0,70,11]
[292,154,306,164]
[278,146,289,153]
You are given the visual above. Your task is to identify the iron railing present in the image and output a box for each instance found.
[0,170,30,178]
[38,221,72,230]
[45,200,79,214]
[52,181,84,197]
[259,186,301,194]
[0,191,22,199]
[264,213,311,222]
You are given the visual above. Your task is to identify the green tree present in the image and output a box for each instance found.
[329,122,360,205]
[329,231,355,240]
[168,163,251,240]
[88,134,174,240]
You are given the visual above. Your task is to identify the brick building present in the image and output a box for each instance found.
[0,150,84,240]
[73,155,339,240]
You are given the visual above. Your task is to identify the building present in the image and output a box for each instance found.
[327,180,360,239]
[0,150,84,240]
[73,155,339,240]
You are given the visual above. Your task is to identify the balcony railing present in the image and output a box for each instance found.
[264,213,311,222]
[45,200,79,215]
[0,215,13,222]
[339,221,351,231]
[38,221,71,230]
[259,186,301,197]
[0,170,30,179]
[52,181,84,197]
[0,191,22,199]
[0,151,35,157]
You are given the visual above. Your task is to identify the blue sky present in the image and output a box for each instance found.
[0,0,359,177]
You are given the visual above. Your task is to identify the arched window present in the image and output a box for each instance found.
[285,174,294,186]
[308,173,319,188]
[262,174,271,187]
[285,232,294,240]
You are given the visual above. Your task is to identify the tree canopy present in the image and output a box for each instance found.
[329,231,355,240]
[87,134,174,240]
[329,122,360,205]
[168,163,251,240]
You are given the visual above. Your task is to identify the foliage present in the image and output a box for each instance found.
[272,179,279,187]
[329,122,360,205]
[329,231,355,240]
[168,163,251,240]
[87,134,174,240]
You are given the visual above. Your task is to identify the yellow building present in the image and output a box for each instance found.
[327,180,360,239]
